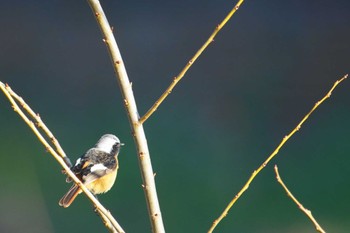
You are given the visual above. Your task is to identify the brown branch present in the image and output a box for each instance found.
[96,208,119,233]
[274,165,326,233]
[87,1,165,232]
[208,74,348,233]
[139,0,245,124]
[5,84,72,167]
[0,81,124,233]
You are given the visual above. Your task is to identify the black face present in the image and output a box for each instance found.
[111,142,122,156]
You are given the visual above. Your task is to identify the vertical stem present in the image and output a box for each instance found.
[87,1,165,232]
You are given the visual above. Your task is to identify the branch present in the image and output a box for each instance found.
[4,84,72,167]
[274,165,326,233]
[96,209,119,233]
[208,74,348,233]
[139,0,245,124]
[0,81,125,233]
[87,1,165,232]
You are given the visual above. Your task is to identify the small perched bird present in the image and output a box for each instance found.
[59,134,123,208]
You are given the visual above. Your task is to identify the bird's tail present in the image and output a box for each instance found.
[59,184,81,208]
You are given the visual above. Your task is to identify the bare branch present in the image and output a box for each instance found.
[5,84,72,167]
[208,74,348,233]
[96,208,119,233]
[0,81,125,233]
[87,1,165,232]
[139,0,245,124]
[274,165,326,233]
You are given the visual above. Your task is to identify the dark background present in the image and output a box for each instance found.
[0,1,349,232]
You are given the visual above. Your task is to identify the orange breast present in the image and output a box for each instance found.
[86,168,118,194]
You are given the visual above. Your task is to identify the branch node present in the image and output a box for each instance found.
[123,99,129,107]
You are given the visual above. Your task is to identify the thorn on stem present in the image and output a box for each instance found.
[123,99,129,107]
[102,38,108,44]
[95,12,100,17]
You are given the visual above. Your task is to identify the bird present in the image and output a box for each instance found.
[59,134,123,208]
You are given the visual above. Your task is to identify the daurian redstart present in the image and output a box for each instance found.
[59,134,123,208]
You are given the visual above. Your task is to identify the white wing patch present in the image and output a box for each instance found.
[90,163,108,173]
[74,158,82,166]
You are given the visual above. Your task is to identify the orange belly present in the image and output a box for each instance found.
[85,168,118,194]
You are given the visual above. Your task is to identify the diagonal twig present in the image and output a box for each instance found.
[0,81,124,233]
[139,0,245,124]
[4,84,72,167]
[87,1,165,232]
[208,74,348,233]
[274,165,326,233]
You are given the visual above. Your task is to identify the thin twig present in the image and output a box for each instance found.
[87,1,165,232]
[208,74,348,233]
[274,165,326,233]
[139,0,245,124]
[0,81,124,233]
[5,85,72,167]
[96,208,118,233]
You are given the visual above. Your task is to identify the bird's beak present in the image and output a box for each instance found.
[120,143,125,146]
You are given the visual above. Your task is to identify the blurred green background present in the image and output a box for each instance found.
[1,1,349,232]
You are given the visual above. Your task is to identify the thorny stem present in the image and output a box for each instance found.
[208,74,347,232]
[139,0,245,124]
[0,81,124,233]
[274,165,326,233]
[87,1,165,232]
